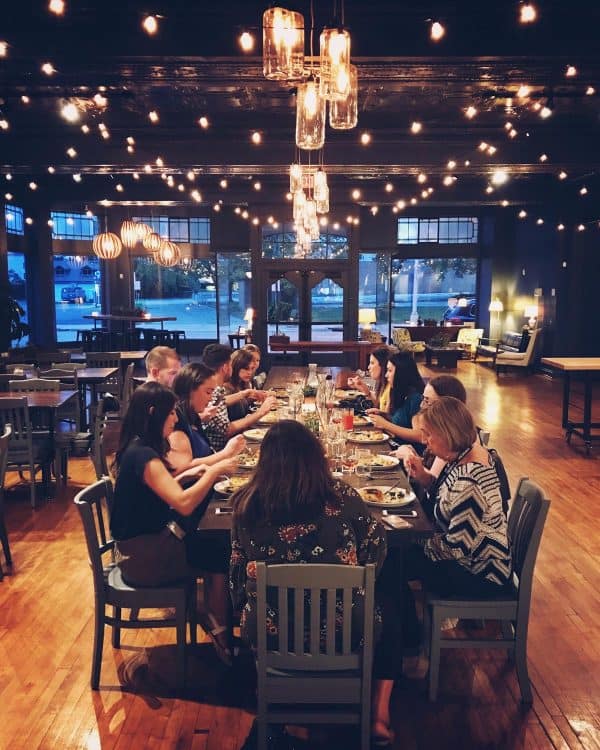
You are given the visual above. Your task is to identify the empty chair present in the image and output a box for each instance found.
[5,363,38,378]
[0,426,13,579]
[0,397,53,508]
[425,477,550,703]
[74,478,197,690]
[51,362,85,372]
[255,562,375,750]
[85,352,123,400]
[9,378,60,431]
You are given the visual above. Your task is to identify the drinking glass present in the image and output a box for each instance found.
[355,449,370,478]
[342,449,358,474]
[342,407,354,431]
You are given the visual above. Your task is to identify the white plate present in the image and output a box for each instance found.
[335,389,363,400]
[237,455,259,470]
[257,411,279,425]
[346,430,389,444]
[358,485,416,508]
[357,453,400,470]
[214,477,250,495]
[243,427,269,441]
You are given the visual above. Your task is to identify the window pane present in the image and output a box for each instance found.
[51,211,98,240]
[168,218,189,242]
[398,217,478,245]
[133,216,210,243]
[397,218,418,244]
[391,256,478,326]
[133,256,217,339]
[216,252,251,343]
[8,252,29,347]
[5,204,24,235]
[311,278,344,341]
[419,219,438,242]
[267,277,299,341]
[54,255,101,342]
[358,252,389,335]
[261,223,348,259]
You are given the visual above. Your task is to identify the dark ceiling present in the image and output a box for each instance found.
[1,0,599,221]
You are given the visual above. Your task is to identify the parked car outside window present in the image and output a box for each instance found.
[61,285,86,302]
[443,298,477,324]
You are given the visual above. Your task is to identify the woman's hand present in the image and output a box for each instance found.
[256,394,278,416]
[348,375,369,395]
[392,444,417,465]
[405,453,429,485]
[208,454,241,478]
[199,403,219,421]
[222,434,246,457]
[248,388,272,402]
[369,413,390,429]
[366,407,382,416]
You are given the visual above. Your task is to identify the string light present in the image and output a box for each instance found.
[430,21,445,41]
[48,0,65,15]
[239,32,254,52]
[465,106,477,119]
[142,15,158,35]
[251,131,262,144]
[519,3,537,24]
[517,85,530,98]
[565,65,577,78]
[198,116,209,129]
[148,110,159,123]
[41,62,56,75]
[0,41,7,57]
[410,121,422,134]
[360,132,372,145]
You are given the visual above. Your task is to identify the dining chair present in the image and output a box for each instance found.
[425,477,550,703]
[74,478,197,690]
[39,368,81,430]
[85,352,123,400]
[0,398,54,508]
[120,363,135,416]
[9,378,60,431]
[92,400,121,481]
[51,362,85,372]
[0,425,13,579]
[0,373,26,392]
[5,363,38,378]
[255,562,375,750]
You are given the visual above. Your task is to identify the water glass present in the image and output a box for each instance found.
[342,449,358,474]
[355,449,370,478]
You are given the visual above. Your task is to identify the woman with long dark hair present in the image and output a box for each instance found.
[230,420,398,745]
[348,345,393,412]
[369,350,425,447]
[111,382,238,663]
[169,362,246,472]
[224,348,257,421]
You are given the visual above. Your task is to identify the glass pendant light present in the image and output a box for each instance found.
[155,239,181,267]
[329,63,358,130]
[319,26,351,101]
[263,7,305,81]
[293,188,306,223]
[296,78,325,150]
[314,168,329,214]
[290,163,303,193]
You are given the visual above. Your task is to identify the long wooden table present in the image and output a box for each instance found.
[198,366,434,546]
[269,340,380,370]
[84,313,177,330]
[541,357,600,453]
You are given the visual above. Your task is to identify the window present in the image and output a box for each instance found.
[132,255,218,339]
[8,252,29,347]
[133,216,210,243]
[397,217,478,245]
[54,255,101,342]
[51,211,98,240]
[262,223,348,259]
[5,204,24,235]
[358,252,389,333]
[390,256,478,325]
[217,252,252,342]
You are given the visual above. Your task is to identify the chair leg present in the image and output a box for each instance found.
[0,516,12,566]
[91,606,105,690]
[112,606,122,648]
[176,606,187,689]
[502,620,515,662]
[515,621,533,704]
[428,606,443,701]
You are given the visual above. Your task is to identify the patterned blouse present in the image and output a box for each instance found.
[230,480,387,649]
[201,385,230,452]
[425,460,512,585]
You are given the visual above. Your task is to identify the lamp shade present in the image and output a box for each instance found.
[92,232,122,260]
[262,7,305,81]
[155,239,180,267]
[120,219,139,248]
[244,307,255,326]
[488,298,504,313]
[319,26,351,101]
[329,64,358,130]
[136,222,153,241]
[358,308,376,327]
[524,305,538,318]
[142,231,163,253]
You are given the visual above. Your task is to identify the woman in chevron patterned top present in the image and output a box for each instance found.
[401,396,512,646]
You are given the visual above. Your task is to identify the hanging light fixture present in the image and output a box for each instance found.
[136,222,153,242]
[92,232,122,260]
[120,219,139,248]
[290,162,303,193]
[155,239,181,267]
[314,168,329,214]
[262,7,305,81]
[142,231,163,253]
[329,63,358,129]
[319,25,351,101]
[296,78,326,150]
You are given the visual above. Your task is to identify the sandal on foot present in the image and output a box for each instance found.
[199,611,232,666]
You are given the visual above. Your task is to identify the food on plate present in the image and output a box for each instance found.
[216,476,250,494]
[244,427,269,441]
[237,452,259,469]
[258,410,279,424]
[347,430,388,443]
[360,487,385,503]
[358,486,412,505]
[356,453,399,469]
[334,388,363,400]
[353,415,371,427]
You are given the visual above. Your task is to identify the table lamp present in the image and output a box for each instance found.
[244,307,255,333]
[358,308,376,330]
[524,304,538,329]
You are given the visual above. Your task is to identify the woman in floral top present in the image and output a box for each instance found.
[230,420,399,746]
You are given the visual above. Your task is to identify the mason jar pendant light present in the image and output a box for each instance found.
[329,63,358,129]
[290,162,303,193]
[314,168,329,214]
[262,7,305,81]
[296,78,325,150]
[319,26,351,100]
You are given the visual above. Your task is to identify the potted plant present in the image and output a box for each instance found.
[0,290,31,349]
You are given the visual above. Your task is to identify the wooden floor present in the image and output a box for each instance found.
[1,360,599,750]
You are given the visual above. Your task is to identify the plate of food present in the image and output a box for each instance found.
[356,453,400,470]
[334,388,363,401]
[214,476,250,495]
[257,410,280,425]
[237,452,259,469]
[346,430,389,444]
[352,414,372,427]
[243,427,269,441]
[358,486,416,507]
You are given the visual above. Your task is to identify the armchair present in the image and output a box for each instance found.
[391,327,426,354]
[475,329,541,375]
